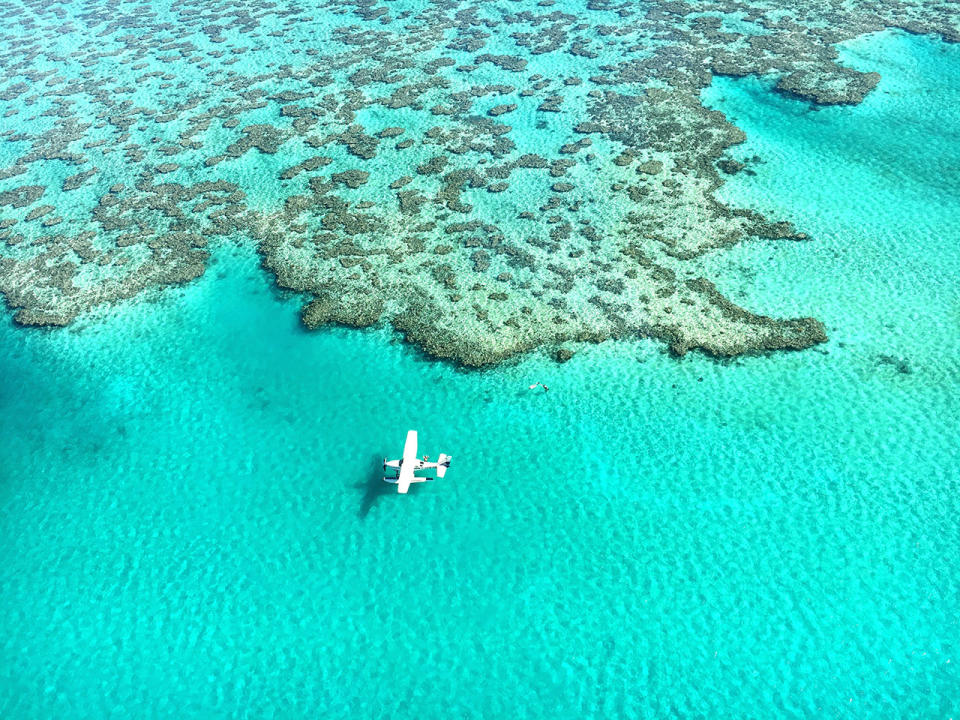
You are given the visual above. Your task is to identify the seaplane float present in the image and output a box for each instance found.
[383,430,451,494]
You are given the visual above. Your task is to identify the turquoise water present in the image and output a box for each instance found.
[2,28,960,720]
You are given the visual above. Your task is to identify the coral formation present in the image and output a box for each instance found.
[0,0,956,364]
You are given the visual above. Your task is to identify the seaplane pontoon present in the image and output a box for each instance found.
[383,430,451,494]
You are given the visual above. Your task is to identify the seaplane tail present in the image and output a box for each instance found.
[421,453,452,478]
[437,454,451,477]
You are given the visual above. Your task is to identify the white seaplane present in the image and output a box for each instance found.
[383,430,451,494]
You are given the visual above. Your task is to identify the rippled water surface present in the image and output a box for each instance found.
[2,24,959,720]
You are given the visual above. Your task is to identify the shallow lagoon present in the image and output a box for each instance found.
[1,30,959,719]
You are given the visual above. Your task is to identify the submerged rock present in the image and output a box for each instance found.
[488,104,517,117]
[301,293,384,329]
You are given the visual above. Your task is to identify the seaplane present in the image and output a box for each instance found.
[383,430,451,494]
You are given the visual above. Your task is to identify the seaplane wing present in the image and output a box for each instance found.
[396,429,418,494]
[383,431,451,494]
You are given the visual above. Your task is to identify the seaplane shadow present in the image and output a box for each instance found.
[356,454,393,519]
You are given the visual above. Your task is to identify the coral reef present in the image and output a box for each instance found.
[0,0,956,364]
